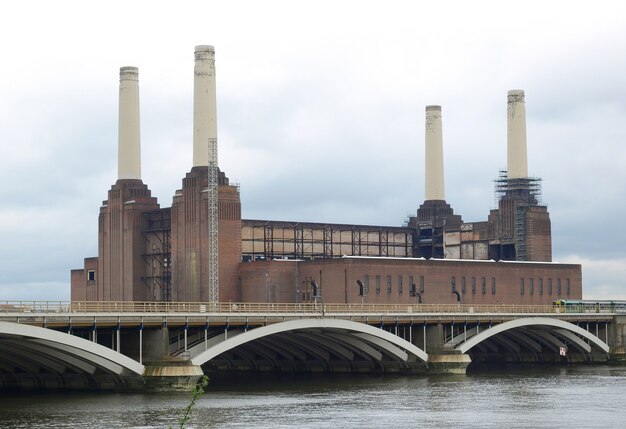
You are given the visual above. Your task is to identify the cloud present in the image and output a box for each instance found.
[1,0,626,301]
[561,255,626,300]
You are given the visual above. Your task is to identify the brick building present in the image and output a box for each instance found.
[71,47,580,306]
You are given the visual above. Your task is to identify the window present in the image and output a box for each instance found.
[481,277,486,295]
[530,278,534,295]
[364,275,370,294]
[566,278,571,295]
[419,276,425,293]
[461,277,466,294]
[395,276,401,294]
[491,277,496,295]
[387,275,392,294]
[375,275,381,294]
[471,277,477,294]
[87,270,96,282]
[548,278,552,295]
[539,278,543,296]
[520,278,525,295]
[451,276,456,293]
[557,279,562,295]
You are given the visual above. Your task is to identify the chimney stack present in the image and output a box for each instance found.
[117,66,141,180]
[193,45,217,167]
[425,105,445,201]
[507,89,528,179]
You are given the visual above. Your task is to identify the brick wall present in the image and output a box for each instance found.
[238,257,581,305]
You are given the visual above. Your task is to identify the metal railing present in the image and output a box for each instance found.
[0,301,618,315]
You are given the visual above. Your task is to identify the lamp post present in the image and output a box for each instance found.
[311,280,319,305]
[356,280,365,306]
[410,283,422,304]
[311,279,325,317]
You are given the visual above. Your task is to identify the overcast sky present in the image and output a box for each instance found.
[1,1,625,301]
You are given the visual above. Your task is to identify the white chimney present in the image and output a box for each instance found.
[425,105,445,201]
[117,66,141,180]
[193,45,217,167]
[507,89,528,179]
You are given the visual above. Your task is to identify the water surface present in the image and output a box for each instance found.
[1,365,625,428]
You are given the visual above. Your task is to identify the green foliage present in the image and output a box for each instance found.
[173,375,209,429]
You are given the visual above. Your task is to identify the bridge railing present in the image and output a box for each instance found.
[0,301,617,315]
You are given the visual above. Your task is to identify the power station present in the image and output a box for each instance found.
[71,46,582,306]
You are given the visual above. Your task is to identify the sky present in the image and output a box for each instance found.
[1,1,625,301]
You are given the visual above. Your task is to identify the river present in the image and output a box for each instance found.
[1,365,625,428]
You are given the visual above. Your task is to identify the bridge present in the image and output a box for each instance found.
[0,301,623,391]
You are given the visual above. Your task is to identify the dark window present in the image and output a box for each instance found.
[87,270,96,282]
[491,277,496,295]
[530,278,534,295]
[451,276,456,293]
[395,276,401,294]
[387,275,392,294]
[376,275,381,294]
[566,278,571,295]
[461,277,466,294]
[548,278,552,295]
[557,279,562,295]
[539,278,543,295]
[520,278,525,295]
[471,277,476,294]
[481,277,486,295]
[419,276,425,293]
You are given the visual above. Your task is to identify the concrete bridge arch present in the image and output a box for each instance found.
[0,321,144,390]
[190,318,428,373]
[452,317,609,361]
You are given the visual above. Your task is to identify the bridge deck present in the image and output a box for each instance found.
[0,301,616,328]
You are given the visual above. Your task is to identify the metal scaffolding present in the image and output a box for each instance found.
[241,220,412,261]
[207,137,219,304]
[141,209,172,301]
[494,170,542,207]
[494,170,543,261]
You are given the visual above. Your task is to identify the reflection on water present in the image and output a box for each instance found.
[1,366,626,428]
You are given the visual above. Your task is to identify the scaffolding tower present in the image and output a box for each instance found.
[141,209,172,301]
[494,170,543,261]
[208,137,219,304]
[494,170,542,206]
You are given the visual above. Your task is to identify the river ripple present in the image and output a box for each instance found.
[1,365,625,428]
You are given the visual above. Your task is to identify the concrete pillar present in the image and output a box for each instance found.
[425,105,445,201]
[140,327,204,391]
[424,323,446,353]
[118,67,141,180]
[142,328,170,361]
[609,315,626,362]
[193,45,217,167]
[423,323,471,374]
[507,89,528,179]
[428,353,472,374]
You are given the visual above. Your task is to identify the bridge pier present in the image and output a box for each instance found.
[142,359,204,391]
[421,323,472,374]
[427,352,472,375]
[609,316,626,362]
[138,327,204,391]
